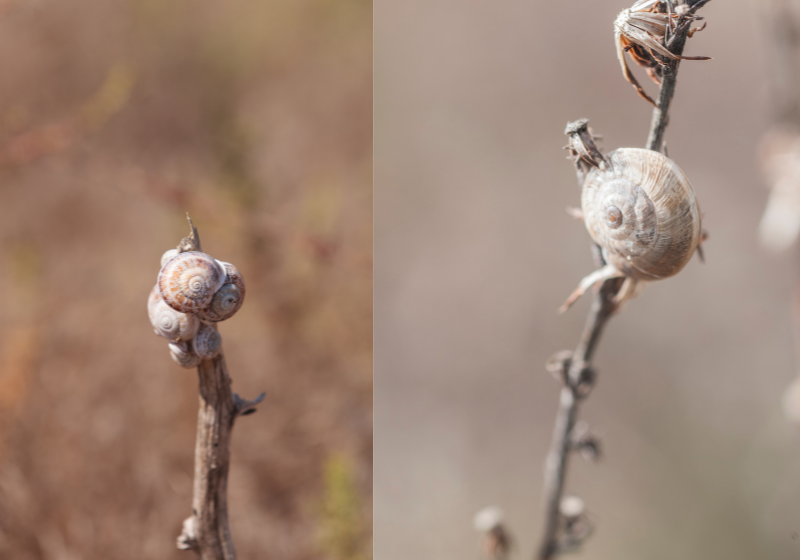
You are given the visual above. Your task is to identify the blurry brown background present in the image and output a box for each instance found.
[375,0,800,559]
[0,1,372,559]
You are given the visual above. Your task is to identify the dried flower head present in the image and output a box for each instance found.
[615,0,710,106]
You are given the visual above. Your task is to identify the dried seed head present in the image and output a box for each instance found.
[615,0,711,105]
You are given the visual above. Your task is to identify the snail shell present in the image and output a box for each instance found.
[193,323,222,360]
[161,249,178,268]
[158,251,226,313]
[197,262,246,323]
[148,285,200,341]
[582,148,701,281]
[169,340,202,368]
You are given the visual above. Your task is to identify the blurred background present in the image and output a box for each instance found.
[0,1,371,559]
[375,0,800,559]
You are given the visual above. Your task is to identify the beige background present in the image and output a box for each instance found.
[0,1,372,559]
[375,1,800,559]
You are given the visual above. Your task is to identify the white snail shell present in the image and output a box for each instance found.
[582,148,702,280]
[161,249,178,268]
[148,285,200,341]
[169,340,202,368]
[193,323,222,360]
[158,251,226,313]
[197,262,246,323]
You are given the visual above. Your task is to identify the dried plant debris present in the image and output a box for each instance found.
[615,0,710,106]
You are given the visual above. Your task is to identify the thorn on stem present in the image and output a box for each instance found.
[570,421,603,462]
[546,351,573,385]
[234,391,266,416]
[178,213,202,253]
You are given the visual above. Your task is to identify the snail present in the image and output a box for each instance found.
[561,147,704,311]
[161,249,178,268]
[169,340,202,368]
[158,251,226,313]
[196,262,246,323]
[193,323,222,360]
[148,285,200,341]
[151,246,246,368]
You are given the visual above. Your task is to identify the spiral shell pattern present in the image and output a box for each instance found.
[197,262,246,323]
[582,148,701,281]
[169,340,202,368]
[193,323,222,360]
[148,285,200,341]
[158,252,226,313]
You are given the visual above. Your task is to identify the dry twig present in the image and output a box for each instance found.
[173,216,265,560]
[537,2,711,558]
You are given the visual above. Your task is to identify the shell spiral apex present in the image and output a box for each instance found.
[581,147,701,281]
[197,262,246,323]
[148,285,200,341]
[158,251,226,313]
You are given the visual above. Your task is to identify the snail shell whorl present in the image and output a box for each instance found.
[158,251,226,313]
[161,249,178,268]
[581,148,701,281]
[148,285,200,341]
[169,340,202,368]
[193,323,222,360]
[197,262,246,323]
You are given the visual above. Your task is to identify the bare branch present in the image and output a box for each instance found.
[170,218,259,560]
[536,2,712,558]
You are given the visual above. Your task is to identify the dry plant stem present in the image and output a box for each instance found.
[175,216,263,560]
[646,0,708,152]
[537,4,709,558]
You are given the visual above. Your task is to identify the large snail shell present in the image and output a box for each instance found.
[158,251,226,313]
[193,323,222,360]
[197,262,246,323]
[169,340,202,368]
[148,285,200,341]
[581,148,701,281]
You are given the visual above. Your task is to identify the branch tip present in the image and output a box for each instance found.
[234,391,266,416]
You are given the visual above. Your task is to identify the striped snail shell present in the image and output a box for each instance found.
[582,148,701,280]
[148,285,200,341]
[197,262,246,323]
[193,323,222,360]
[158,251,226,313]
[169,340,202,368]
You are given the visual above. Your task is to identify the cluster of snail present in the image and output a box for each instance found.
[147,249,246,368]
[561,122,705,311]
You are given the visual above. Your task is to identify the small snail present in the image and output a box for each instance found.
[161,249,178,268]
[169,340,202,368]
[197,262,246,323]
[158,251,226,313]
[151,243,246,368]
[561,147,703,311]
[148,285,200,341]
[193,323,222,360]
